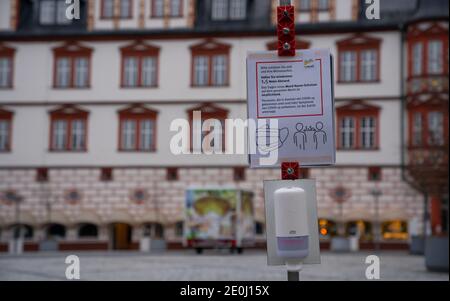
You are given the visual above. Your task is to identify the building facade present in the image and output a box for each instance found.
[0,0,448,251]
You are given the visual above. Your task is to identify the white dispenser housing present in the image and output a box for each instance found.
[274,187,309,259]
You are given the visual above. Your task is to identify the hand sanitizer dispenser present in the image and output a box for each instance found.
[274,187,309,259]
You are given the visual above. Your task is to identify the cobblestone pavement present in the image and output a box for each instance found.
[0,250,448,281]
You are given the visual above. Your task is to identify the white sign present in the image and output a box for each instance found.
[247,49,336,167]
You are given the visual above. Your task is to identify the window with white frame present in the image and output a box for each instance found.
[152,0,164,17]
[101,0,132,18]
[193,56,209,86]
[102,0,114,18]
[71,120,86,150]
[56,57,71,88]
[74,58,89,88]
[121,120,136,150]
[317,0,330,10]
[119,0,132,18]
[360,116,376,149]
[120,118,156,151]
[360,49,377,81]
[0,57,12,88]
[340,51,357,82]
[170,0,182,17]
[229,0,246,20]
[340,117,355,149]
[212,55,227,86]
[52,120,67,150]
[299,0,311,10]
[123,56,157,87]
[139,120,155,150]
[0,119,11,151]
[412,42,423,76]
[55,56,90,88]
[212,0,228,20]
[412,112,422,146]
[212,0,246,20]
[40,0,72,25]
[427,40,443,75]
[123,57,139,87]
[428,111,444,146]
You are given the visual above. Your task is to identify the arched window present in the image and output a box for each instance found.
[11,224,34,239]
[78,223,98,238]
[46,223,66,239]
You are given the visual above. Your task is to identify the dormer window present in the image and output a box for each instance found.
[40,0,72,25]
[212,0,247,21]
[101,0,132,19]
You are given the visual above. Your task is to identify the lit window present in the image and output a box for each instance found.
[427,40,443,74]
[0,57,12,88]
[340,117,355,149]
[412,42,423,76]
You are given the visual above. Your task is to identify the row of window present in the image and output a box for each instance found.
[38,0,248,25]
[1,100,445,153]
[2,34,447,90]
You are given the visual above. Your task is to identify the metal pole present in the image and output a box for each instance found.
[375,195,380,252]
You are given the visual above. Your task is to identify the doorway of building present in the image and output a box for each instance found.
[110,223,132,250]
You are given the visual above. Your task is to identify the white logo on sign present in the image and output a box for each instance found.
[365,255,380,280]
[65,0,80,20]
[65,255,80,280]
[365,0,380,20]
